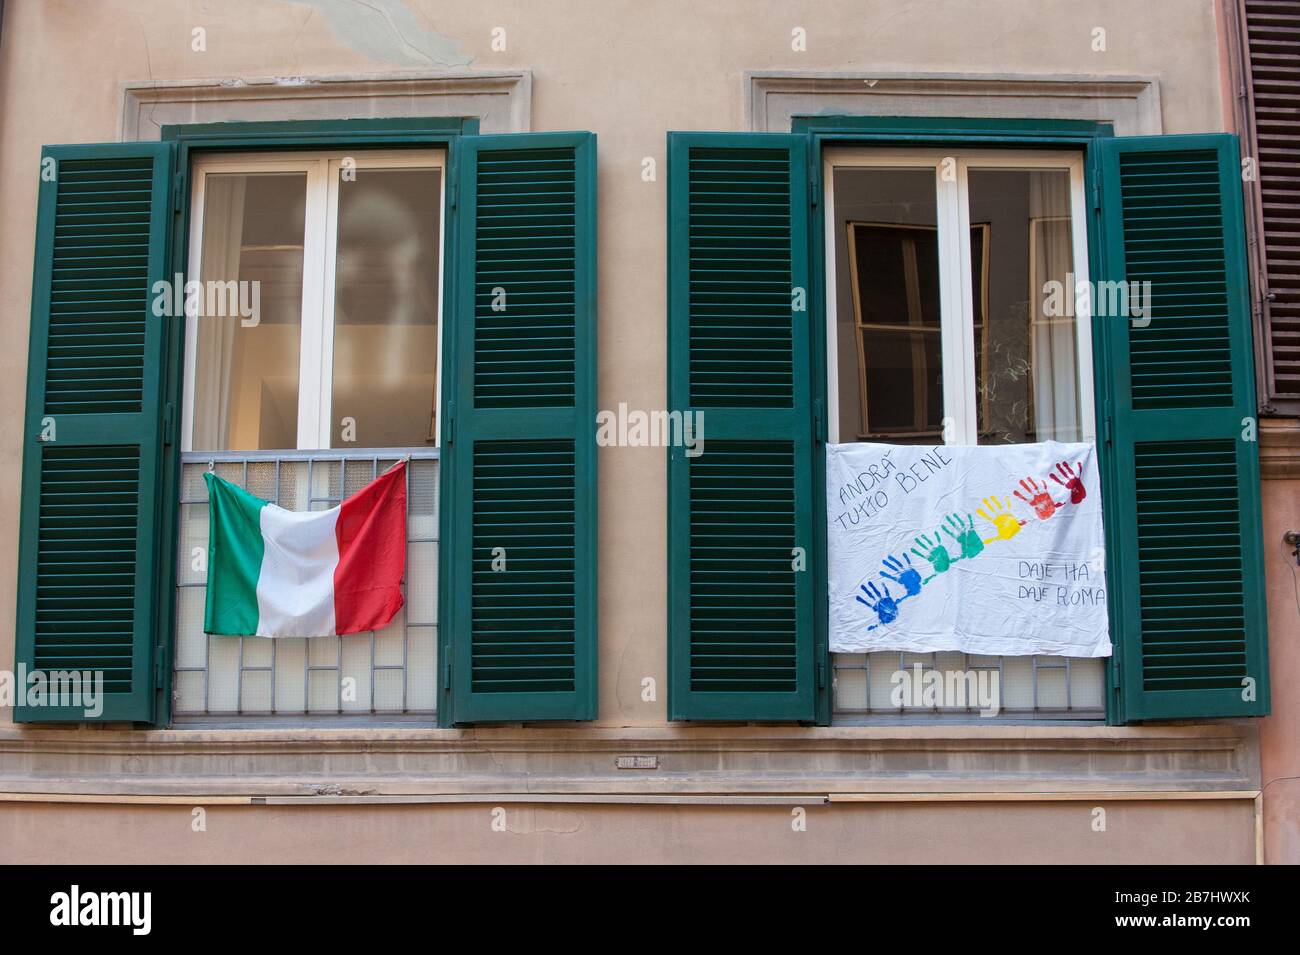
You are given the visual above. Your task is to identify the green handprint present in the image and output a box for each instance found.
[942,513,984,560]
[911,531,953,581]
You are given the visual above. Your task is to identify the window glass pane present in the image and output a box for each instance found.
[330,168,441,448]
[191,172,306,451]
[833,168,943,443]
[966,168,1081,444]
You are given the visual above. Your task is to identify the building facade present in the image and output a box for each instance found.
[0,0,1296,864]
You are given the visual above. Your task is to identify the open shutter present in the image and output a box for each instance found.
[1241,0,1300,405]
[445,132,597,722]
[666,132,817,721]
[15,143,175,722]
[1097,134,1269,721]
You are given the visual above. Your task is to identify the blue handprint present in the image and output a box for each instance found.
[856,580,900,630]
[880,552,923,597]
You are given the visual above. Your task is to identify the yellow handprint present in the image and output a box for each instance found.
[977,495,1026,544]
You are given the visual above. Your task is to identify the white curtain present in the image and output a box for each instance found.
[192,176,246,451]
[1029,172,1079,442]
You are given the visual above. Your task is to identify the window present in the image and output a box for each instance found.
[16,124,600,726]
[176,149,445,720]
[182,150,445,452]
[668,125,1266,725]
[844,219,989,442]
[825,148,1102,720]
[827,149,1094,448]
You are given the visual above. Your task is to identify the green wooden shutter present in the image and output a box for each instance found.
[444,132,597,722]
[1098,134,1269,721]
[666,132,817,721]
[15,143,176,722]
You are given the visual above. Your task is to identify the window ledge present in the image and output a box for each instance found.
[0,722,1260,799]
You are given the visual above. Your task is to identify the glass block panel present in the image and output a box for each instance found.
[407,626,437,712]
[174,452,439,720]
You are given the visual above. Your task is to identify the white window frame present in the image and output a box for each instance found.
[181,149,447,452]
[823,148,1094,446]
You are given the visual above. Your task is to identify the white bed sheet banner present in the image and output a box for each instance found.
[827,441,1111,657]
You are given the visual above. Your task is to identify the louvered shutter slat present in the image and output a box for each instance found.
[668,133,817,721]
[446,132,597,723]
[16,143,174,722]
[1098,134,1270,721]
[1244,0,1300,396]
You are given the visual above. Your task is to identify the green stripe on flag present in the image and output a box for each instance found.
[204,472,269,636]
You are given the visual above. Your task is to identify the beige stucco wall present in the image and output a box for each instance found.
[0,0,1232,732]
[0,797,1259,864]
[0,0,1230,731]
[0,0,1288,864]
[1258,445,1300,865]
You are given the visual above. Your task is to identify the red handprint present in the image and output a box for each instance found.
[1049,461,1087,505]
[1013,476,1061,520]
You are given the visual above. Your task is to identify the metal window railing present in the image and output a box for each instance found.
[831,650,1106,723]
[173,448,438,724]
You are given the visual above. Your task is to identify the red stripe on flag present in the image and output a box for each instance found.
[333,460,407,635]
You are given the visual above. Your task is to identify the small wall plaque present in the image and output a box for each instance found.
[615,755,658,770]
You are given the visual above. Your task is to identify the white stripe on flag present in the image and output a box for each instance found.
[255,505,341,638]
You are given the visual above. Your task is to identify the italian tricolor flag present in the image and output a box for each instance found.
[203,460,407,637]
